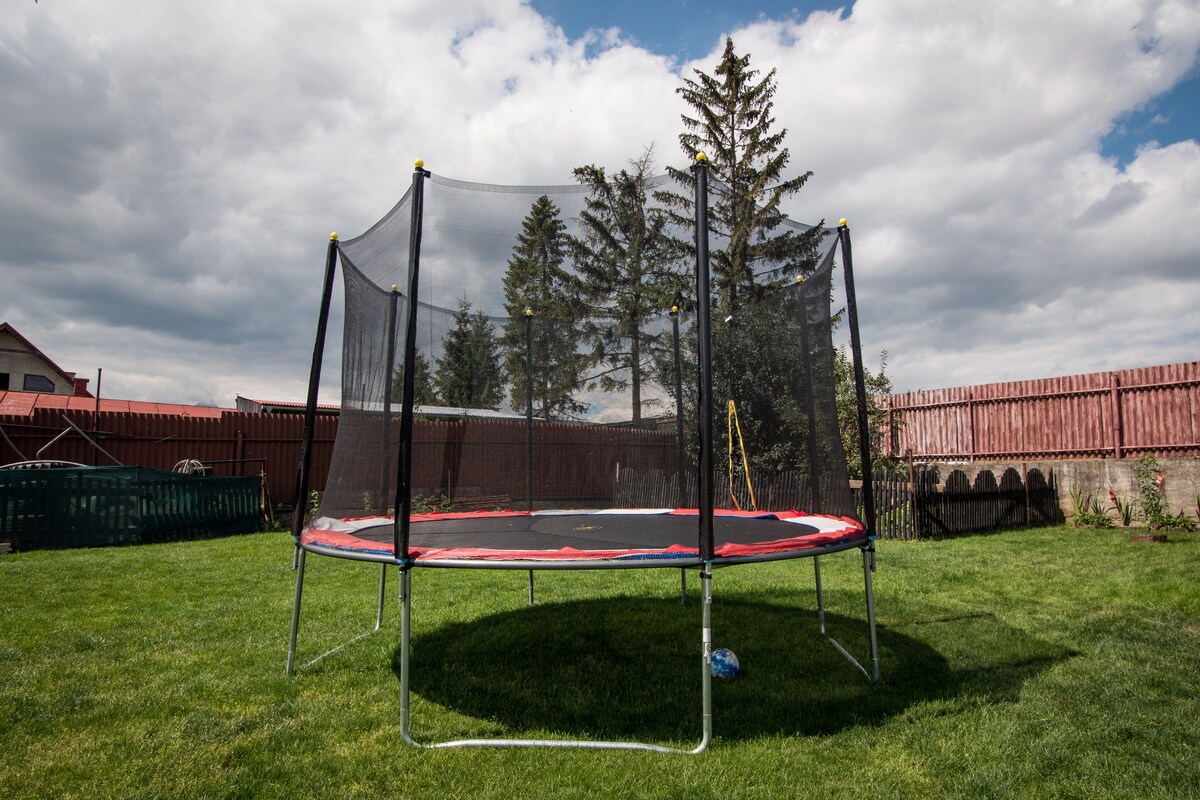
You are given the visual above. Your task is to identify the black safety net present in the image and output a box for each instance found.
[317,170,858,551]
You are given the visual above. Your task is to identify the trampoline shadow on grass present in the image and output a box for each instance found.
[391,595,1074,743]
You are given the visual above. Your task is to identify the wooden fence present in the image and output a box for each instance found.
[2,406,1066,540]
[0,409,677,512]
[0,409,334,511]
[885,361,1200,461]
[613,464,1059,540]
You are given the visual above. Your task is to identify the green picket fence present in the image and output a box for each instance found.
[0,466,262,551]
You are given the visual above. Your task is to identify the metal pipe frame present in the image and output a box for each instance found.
[811,549,881,684]
[398,564,714,754]
[286,552,393,676]
[290,532,873,743]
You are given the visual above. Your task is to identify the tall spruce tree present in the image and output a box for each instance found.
[434,300,503,410]
[660,38,824,318]
[501,195,589,420]
[568,149,689,422]
[389,351,438,406]
[655,39,895,483]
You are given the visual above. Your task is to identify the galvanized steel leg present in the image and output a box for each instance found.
[814,555,826,635]
[285,547,307,675]
[399,563,714,753]
[694,566,713,754]
[399,567,418,746]
[375,563,387,631]
[680,568,687,604]
[863,543,881,684]
[527,569,535,606]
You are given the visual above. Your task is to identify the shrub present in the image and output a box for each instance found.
[1134,455,1197,532]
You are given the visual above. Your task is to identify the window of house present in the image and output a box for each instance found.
[0,372,9,390]
[23,374,55,393]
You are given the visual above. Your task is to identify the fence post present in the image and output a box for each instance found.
[1110,373,1123,459]
[967,388,975,463]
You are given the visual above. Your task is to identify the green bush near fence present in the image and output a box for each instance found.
[0,466,261,551]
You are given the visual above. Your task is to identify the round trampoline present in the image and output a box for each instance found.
[286,160,881,754]
[302,508,867,567]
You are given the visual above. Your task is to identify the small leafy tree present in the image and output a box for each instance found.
[834,347,899,478]
[501,195,589,420]
[1134,454,1198,531]
[434,299,503,410]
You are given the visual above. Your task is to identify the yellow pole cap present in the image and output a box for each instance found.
[839,218,848,227]
[414,159,425,169]
[524,307,533,317]
[695,152,708,162]
[670,304,679,314]
[391,284,399,292]
[795,275,804,283]
[330,232,339,241]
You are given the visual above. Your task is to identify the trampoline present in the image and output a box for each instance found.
[286,156,881,754]
[302,508,866,567]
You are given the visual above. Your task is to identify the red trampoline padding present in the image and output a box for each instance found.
[300,509,866,564]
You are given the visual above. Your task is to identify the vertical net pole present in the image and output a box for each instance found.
[379,286,399,515]
[797,286,822,511]
[837,221,875,536]
[670,304,686,507]
[524,308,534,511]
[292,233,340,541]
[394,164,430,562]
[692,155,715,560]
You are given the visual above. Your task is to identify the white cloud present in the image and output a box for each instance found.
[1,0,1197,407]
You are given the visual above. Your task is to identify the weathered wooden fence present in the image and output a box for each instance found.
[886,361,1200,461]
[615,464,1059,540]
[0,409,336,511]
[908,465,1062,538]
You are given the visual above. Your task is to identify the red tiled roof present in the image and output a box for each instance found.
[0,390,231,418]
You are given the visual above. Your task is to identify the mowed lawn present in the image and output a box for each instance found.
[1,526,1197,799]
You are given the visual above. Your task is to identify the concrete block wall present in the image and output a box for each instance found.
[923,457,1200,527]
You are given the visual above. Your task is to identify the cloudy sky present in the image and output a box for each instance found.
[3,0,1198,406]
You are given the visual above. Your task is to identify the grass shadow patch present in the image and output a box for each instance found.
[394,593,1073,743]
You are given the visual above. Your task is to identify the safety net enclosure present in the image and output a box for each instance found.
[287,158,880,753]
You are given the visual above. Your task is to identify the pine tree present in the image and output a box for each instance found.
[434,300,503,410]
[568,149,689,422]
[501,195,589,420]
[659,38,825,318]
[389,351,438,406]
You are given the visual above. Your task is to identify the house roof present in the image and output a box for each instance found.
[0,390,229,419]
[235,395,525,420]
[236,395,341,414]
[0,322,90,396]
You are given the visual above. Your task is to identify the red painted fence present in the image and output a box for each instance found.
[885,361,1200,461]
[0,409,676,511]
[0,409,338,510]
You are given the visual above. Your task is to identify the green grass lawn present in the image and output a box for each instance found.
[1,526,1197,799]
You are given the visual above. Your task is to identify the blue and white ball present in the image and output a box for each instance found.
[710,647,740,680]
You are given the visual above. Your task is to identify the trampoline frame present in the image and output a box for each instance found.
[286,157,881,754]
